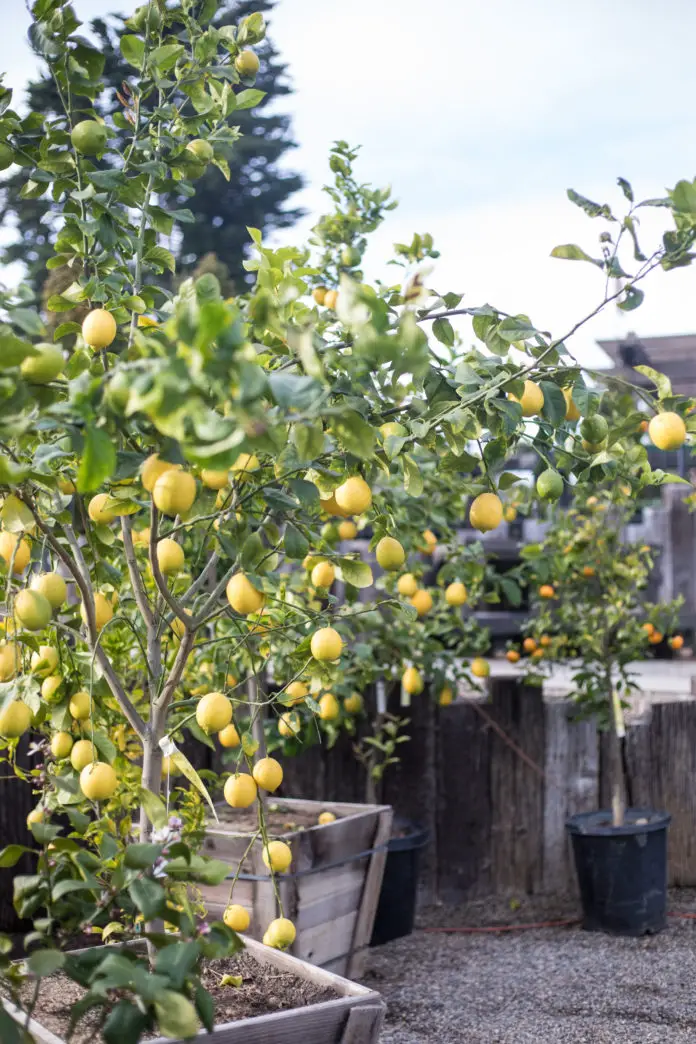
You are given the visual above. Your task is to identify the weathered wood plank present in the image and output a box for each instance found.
[347,805,393,977]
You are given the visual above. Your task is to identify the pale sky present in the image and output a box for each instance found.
[2,0,696,367]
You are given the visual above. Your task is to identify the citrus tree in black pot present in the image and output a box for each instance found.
[522,472,683,935]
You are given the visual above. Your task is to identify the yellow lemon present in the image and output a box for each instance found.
[563,388,580,422]
[648,412,687,451]
[141,453,180,492]
[469,493,503,533]
[26,808,45,828]
[311,627,343,661]
[375,536,405,571]
[69,690,91,721]
[58,477,76,495]
[318,692,339,720]
[262,840,292,873]
[504,506,517,523]
[223,905,250,932]
[508,379,544,417]
[252,756,283,792]
[218,723,241,748]
[0,532,31,574]
[196,692,233,734]
[156,538,184,575]
[31,572,67,610]
[231,453,260,479]
[344,692,364,714]
[538,584,555,599]
[397,573,418,597]
[201,469,230,490]
[82,308,116,349]
[41,675,63,703]
[0,643,18,682]
[20,344,64,384]
[311,561,335,588]
[224,773,257,808]
[70,738,96,771]
[50,732,73,759]
[265,917,296,949]
[335,476,372,515]
[338,520,357,540]
[0,700,32,738]
[15,590,52,631]
[402,666,423,695]
[421,529,437,555]
[438,686,454,706]
[152,470,197,516]
[313,286,327,306]
[234,49,260,76]
[284,681,308,705]
[410,589,433,616]
[31,645,59,677]
[88,493,117,524]
[80,762,117,801]
[226,573,265,615]
[81,592,114,632]
[471,658,490,678]
[318,811,336,825]
[278,712,301,738]
[170,611,192,640]
[445,582,467,606]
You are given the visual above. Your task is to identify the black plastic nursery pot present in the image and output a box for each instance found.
[567,807,671,936]
[370,820,429,947]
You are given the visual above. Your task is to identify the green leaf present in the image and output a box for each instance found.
[617,286,644,312]
[120,34,145,68]
[432,318,455,347]
[497,316,538,342]
[124,843,163,870]
[241,731,259,756]
[338,558,373,589]
[235,89,266,110]
[52,878,99,900]
[77,426,116,494]
[27,949,65,977]
[332,410,375,458]
[139,788,168,829]
[403,456,424,497]
[498,471,522,491]
[567,188,614,220]
[130,877,166,920]
[539,381,567,425]
[550,244,602,265]
[0,845,32,868]
[617,177,634,202]
[0,327,36,368]
[0,1006,28,1044]
[194,985,215,1033]
[103,1000,147,1044]
[155,941,200,989]
[154,990,200,1040]
[240,532,264,569]
[145,246,176,274]
[669,179,696,215]
[634,366,672,399]
[283,523,308,560]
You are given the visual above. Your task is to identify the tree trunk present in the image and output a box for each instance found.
[610,688,627,827]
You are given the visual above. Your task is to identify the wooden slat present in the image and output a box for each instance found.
[346,806,393,977]
[294,911,357,966]
[340,1003,385,1043]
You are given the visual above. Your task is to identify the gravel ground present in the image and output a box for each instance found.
[362,892,696,1043]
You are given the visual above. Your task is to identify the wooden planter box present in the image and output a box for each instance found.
[2,936,385,1044]
[202,797,393,977]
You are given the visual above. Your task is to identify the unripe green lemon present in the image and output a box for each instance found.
[14,590,52,631]
[580,415,608,444]
[536,468,564,501]
[71,120,108,155]
[235,49,260,77]
[20,344,64,384]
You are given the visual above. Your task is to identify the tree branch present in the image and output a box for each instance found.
[148,505,190,625]
[121,517,154,630]
[154,629,195,712]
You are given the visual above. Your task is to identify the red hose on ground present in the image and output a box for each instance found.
[423,912,696,934]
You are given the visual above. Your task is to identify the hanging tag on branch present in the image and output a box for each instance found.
[159,736,219,822]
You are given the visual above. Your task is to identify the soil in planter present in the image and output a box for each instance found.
[214,802,341,835]
[8,952,339,1042]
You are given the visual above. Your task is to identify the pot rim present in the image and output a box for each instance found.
[566,807,671,837]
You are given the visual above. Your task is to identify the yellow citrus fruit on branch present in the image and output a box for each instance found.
[438,686,454,706]
[410,589,433,616]
[284,680,308,705]
[323,290,338,310]
[0,643,18,682]
[231,452,260,479]
[226,573,265,615]
[344,692,364,714]
[648,412,686,451]
[152,470,197,516]
[313,286,327,306]
[201,468,229,490]
[71,119,107,155]
[338,520,357,540]
[563,388,580,422]
[31,572,67,609]
[318,692,339,720]
[21,344,64,384]
[506,649,520,663]
[265,917,296,949]
[156,538,184,575]
[0,700,32,738]
[540,635,552,648]
[397,573,418,597]
[469,492,503,533]
[141,453,181,492]
[671,635,684,650]
[81,592,114,632]
[235,49,260,76]
[538,584,555,599]
[508,379,544,417]
[445,582,467,606]
[70,739,96,772]
[26,808,45,828]
[80,762,117,801]
[402,666,423,695]
[223,905,250,932]
[41,675,63,703]
[50,731,73,759]
[504,506,517,523]
[69,690,91,721]
[262,840,292,873]
[15,590,52,631]
[30,645,59,677]
[335,476,372,515]
[319,493,350,518]
[279,711,301,738]
[471,658,490,678]
[582,566,595,578]
[224,772,257,808]
[318,811,336,825]
[311,561,335,588]
[253,756,283,792]
[0,532,31,574]
[421,529,437,555]
[82,308,116,349]
[523,637,537,653]
[196,692,233,735]
[218,723,240,748]
[376,536,405,571]
[648,631,663,645]
[186,138,214,164]
[88,493,118,525]
[311,627,343,661]
[536,469,564,501]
